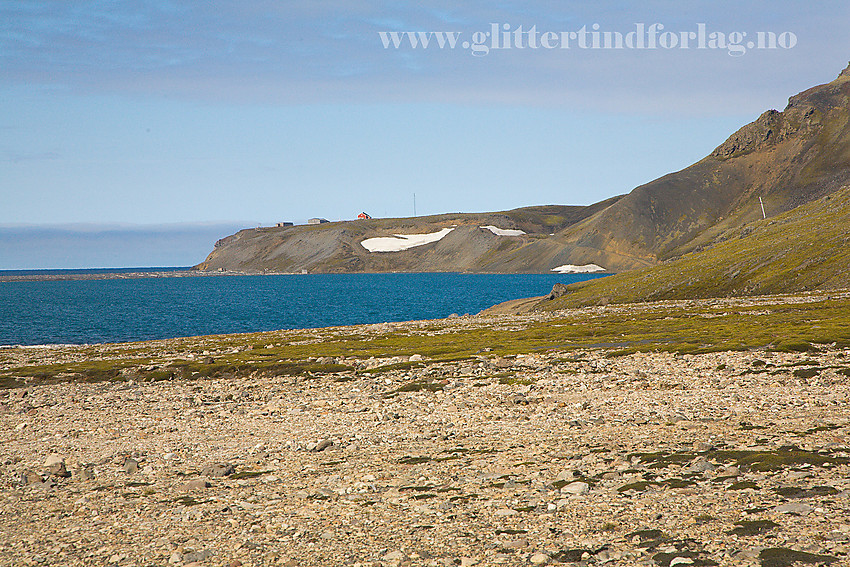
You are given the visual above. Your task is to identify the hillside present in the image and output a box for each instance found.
[489,185,850,313]
[194,200,620,273]
[506,62,850,271]
[197,63,850,275]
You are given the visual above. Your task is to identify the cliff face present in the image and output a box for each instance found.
[197,64,850,274]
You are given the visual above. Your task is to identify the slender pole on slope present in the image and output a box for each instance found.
[759,196,766,219]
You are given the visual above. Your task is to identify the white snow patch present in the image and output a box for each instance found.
[361,228,454,253]
[551,263,606,273]
[480,225,526,237]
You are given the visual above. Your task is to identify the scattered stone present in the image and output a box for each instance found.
[689,458,715,473]
[530,552,549,564]
[20,470,44,486]
[123,457,139,474]
[556,469,579,481]
[74,466,95,480]
[46,461,71,478]
[44,454,64,467]
[382,550,405,562]
[775,502,814,515]
[546,283,569,300]
[501,539,528,549]
[182,549,213,563]
[201,463,235,477]
[178,479,211,492]
[561,481,589,495]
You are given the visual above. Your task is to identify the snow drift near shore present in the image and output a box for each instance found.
[551,263,606,273]
[480,226,526,237]
[361,228,455,253]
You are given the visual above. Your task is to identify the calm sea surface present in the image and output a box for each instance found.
[0,271,607,345]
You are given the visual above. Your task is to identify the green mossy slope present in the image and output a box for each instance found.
[538,187,850,309]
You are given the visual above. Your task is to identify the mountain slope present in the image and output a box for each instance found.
[528,185,850,310]
[197,63,850,275]
[504,62,850,271]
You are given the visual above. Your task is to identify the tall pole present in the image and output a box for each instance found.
[414,193,417,217]
[759,196,766,219]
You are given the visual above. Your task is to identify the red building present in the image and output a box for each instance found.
[357,212,372,220]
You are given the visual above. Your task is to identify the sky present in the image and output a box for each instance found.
[1,1,850,268]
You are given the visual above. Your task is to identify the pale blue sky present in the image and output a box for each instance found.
[1,1,849,266]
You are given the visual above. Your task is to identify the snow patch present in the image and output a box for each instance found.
[480,225,526,236]
[361,228,454,253]
[551,264,606,273]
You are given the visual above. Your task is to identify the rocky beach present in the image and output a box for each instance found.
[2,293,850,567]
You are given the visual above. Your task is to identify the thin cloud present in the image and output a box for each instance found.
[3,2,849,114]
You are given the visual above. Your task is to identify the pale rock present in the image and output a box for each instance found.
[382,550,405,562]
[44,454,65,467]
[775,502,814,515]
[555,469,578,481]
[561,481,589,495]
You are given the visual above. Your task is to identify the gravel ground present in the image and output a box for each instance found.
[2,314,850,567]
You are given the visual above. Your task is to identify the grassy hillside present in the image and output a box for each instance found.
[537,187,850,310]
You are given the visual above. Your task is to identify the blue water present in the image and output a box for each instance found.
[0,272,607,345]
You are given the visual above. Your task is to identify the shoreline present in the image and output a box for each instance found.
[0,269,611,283]
[1,288,845,350]
[0,269,242,283]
